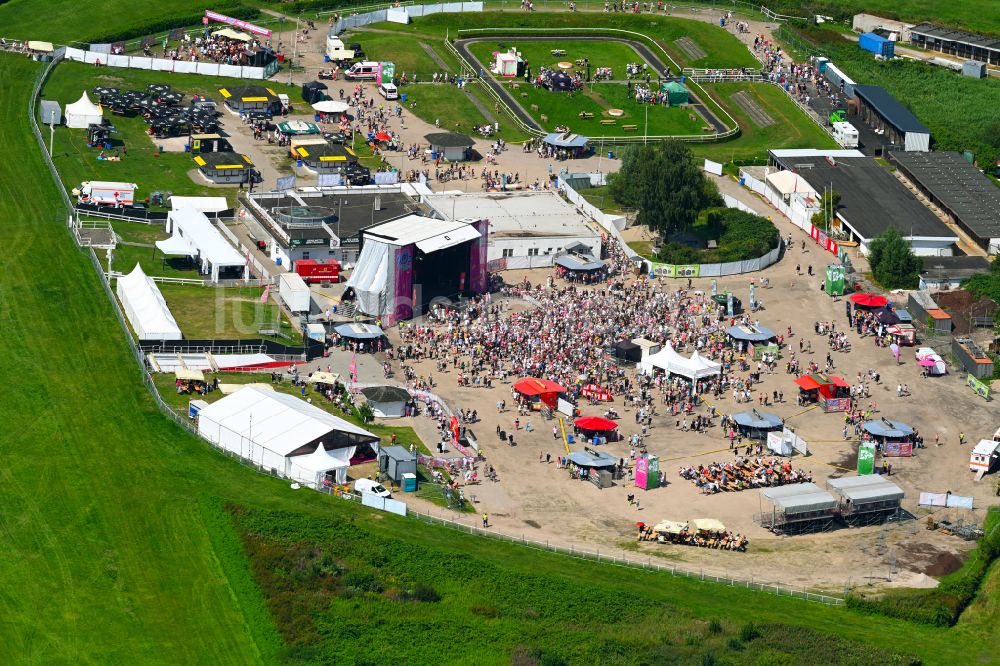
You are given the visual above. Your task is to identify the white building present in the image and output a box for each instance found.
[423,190,601,268]
[196,386,379,487]
[156,209,249,281]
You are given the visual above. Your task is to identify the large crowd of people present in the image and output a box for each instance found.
[679,456,812,494]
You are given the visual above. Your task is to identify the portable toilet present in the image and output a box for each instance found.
[401,472,417,492]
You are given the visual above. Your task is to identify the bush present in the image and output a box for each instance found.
[739,622,761,642]
[708,618,723,634]
[95,6,262,44]
[655,208,778,265]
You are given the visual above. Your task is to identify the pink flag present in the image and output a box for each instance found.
[350,353,358,384]
[260,284,270,303]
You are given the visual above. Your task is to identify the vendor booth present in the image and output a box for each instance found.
[302,80,328,104]
[312,99,349,115]
[731,409,783,440]
[915,347,947,375]
[513,377,567,410]
[360,385,411,418]
[849,293,889,309]
[613,340,642,363]
[641,342,721,382]
[863,417,914,457]
[887,323,916,346]
[333,322,385,352]
[425,132,475,162]
[727,324,776,351]
[278,120,320,135]
[494,49,523,77]
[567,448,618,488]
[794,372,851,412]
[573,416,619,444]
[543,132,590,158]
[555,253,606,281]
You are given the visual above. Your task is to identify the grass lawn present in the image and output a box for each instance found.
[693,81,838,162]
[372,12,760,69]
[41,61,302,206]
[345,31,460,79]
[156,284,297,340]
[628,239,657,259]
[577,185,626,214]
[111,220,168,245]
[399,82,529,143]
[111,243,206,279]
[468,38,648,78]
[764,0,1000,37]
[3,28,1000,666]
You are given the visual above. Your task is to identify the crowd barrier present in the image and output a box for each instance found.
[559,173,783,276]
[64,46,268,80]
[331,2,483,35]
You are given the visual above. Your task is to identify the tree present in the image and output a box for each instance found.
[810,189,841,231]
[867,227,921,289]
[606,140,717,238]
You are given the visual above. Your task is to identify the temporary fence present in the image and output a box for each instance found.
[410,508,844,605]
[63,46,273,80]
[560,173,783,276]
[331,2,484,35]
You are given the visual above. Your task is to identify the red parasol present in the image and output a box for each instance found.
[374,131,391,141]
[849,293,888,308]
[513,377,566,396]
[574,416,618,431]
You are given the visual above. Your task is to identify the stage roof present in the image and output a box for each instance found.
[363,214,480,251]
[761,483,837,514]
[828,475,904,503]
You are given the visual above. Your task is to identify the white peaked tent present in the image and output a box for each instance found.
[641,341,687,375]
[65,91,103,129]
[197,387,379,486]
[115,264,182,340]
[641,343,721,380]
[689,350,722,379]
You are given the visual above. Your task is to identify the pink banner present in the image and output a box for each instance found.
[635,456,648,489]
[205,10,272,37]
[883,441,913,457]
[394,245,414,321]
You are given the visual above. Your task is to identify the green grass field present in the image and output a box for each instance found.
[156,284,297,340]
[376,12,760,69]
[763,0,1000,36]
[41,61,302,205]
[693,81,839,162]
[3,6,1000,662]
[466,39,706,136]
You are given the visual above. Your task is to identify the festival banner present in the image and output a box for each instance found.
[967,373,991,401]
[711,279,717,297]
[883,441,914,457]
[634,456,648,489]
[857,442,876,475]
[205,10,272,37]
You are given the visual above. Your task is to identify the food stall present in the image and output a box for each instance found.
[862,417,914,457]
[794,372,851,412]
[849,293,889,310]
[731,409,784,440]
[513,377,567,411]
[573,416,619,444]
[566,448,618,488]
[887,323,916,346]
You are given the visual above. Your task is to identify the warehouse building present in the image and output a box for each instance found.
[769,153,957,257]
[890,151,1000,253]
[909,23,1000,66]
[851,85,931,152]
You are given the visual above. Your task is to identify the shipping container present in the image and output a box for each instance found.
[859,32,895,58]
[294,258,341,283]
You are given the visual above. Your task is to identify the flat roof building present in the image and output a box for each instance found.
[423,190,601,268]
[852,85,931,152]
[910,22,1000,66]
[242,188,425,266]
[768,152,957,257]
[194,151,254,185]
[890,151,1000,253]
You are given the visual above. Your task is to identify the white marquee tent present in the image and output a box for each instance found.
[157,208,247,282]
[196,386,379,486]
[169,196,230,213]
[115,264,182,340]
[65,91,103,129]
[640,342,721,380]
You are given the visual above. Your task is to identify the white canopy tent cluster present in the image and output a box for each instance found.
[639,342,722,381]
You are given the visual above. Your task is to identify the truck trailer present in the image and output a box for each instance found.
[278,272,312,312]
[294,258,341,284]
[72,180,138,206]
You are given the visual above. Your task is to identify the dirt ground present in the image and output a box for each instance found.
[245,15,997,594]
[333,207,997,594]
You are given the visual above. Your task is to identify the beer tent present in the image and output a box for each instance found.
[65,91,103,129]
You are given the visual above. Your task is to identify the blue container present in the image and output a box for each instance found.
[296,158,303,167]
[105,142,111,150]
[324,55,330,63]
[401,473,417,492]
[607,151,614,159]
[400,93,407,102]
[314,113,321,122]
[276,257,282,266]
[739,177,746,187]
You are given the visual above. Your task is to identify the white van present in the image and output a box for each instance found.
[378,82,398,100]
[344,61,380,81]
[354,478,391,498]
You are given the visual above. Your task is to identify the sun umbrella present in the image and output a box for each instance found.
[849,293,888,308]
[574,416,618,431]
[373,131,392,141]
[312,100,349,113]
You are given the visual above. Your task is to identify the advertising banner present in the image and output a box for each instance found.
[857,442,876,475]
[276,175,296,191]
[634,455,648,489]
[205,10,272,37]
[883,441,914,457]
[825,264,845,296]
[967,373,991,401]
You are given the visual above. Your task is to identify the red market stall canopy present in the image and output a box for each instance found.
[795,372,850,411]
[574,416,618,431]
[795,373,849,393]
[373,131,392,141]
[513,378,567,396]
[849,293,888,308]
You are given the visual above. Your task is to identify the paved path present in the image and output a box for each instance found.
[419,41,451,70]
